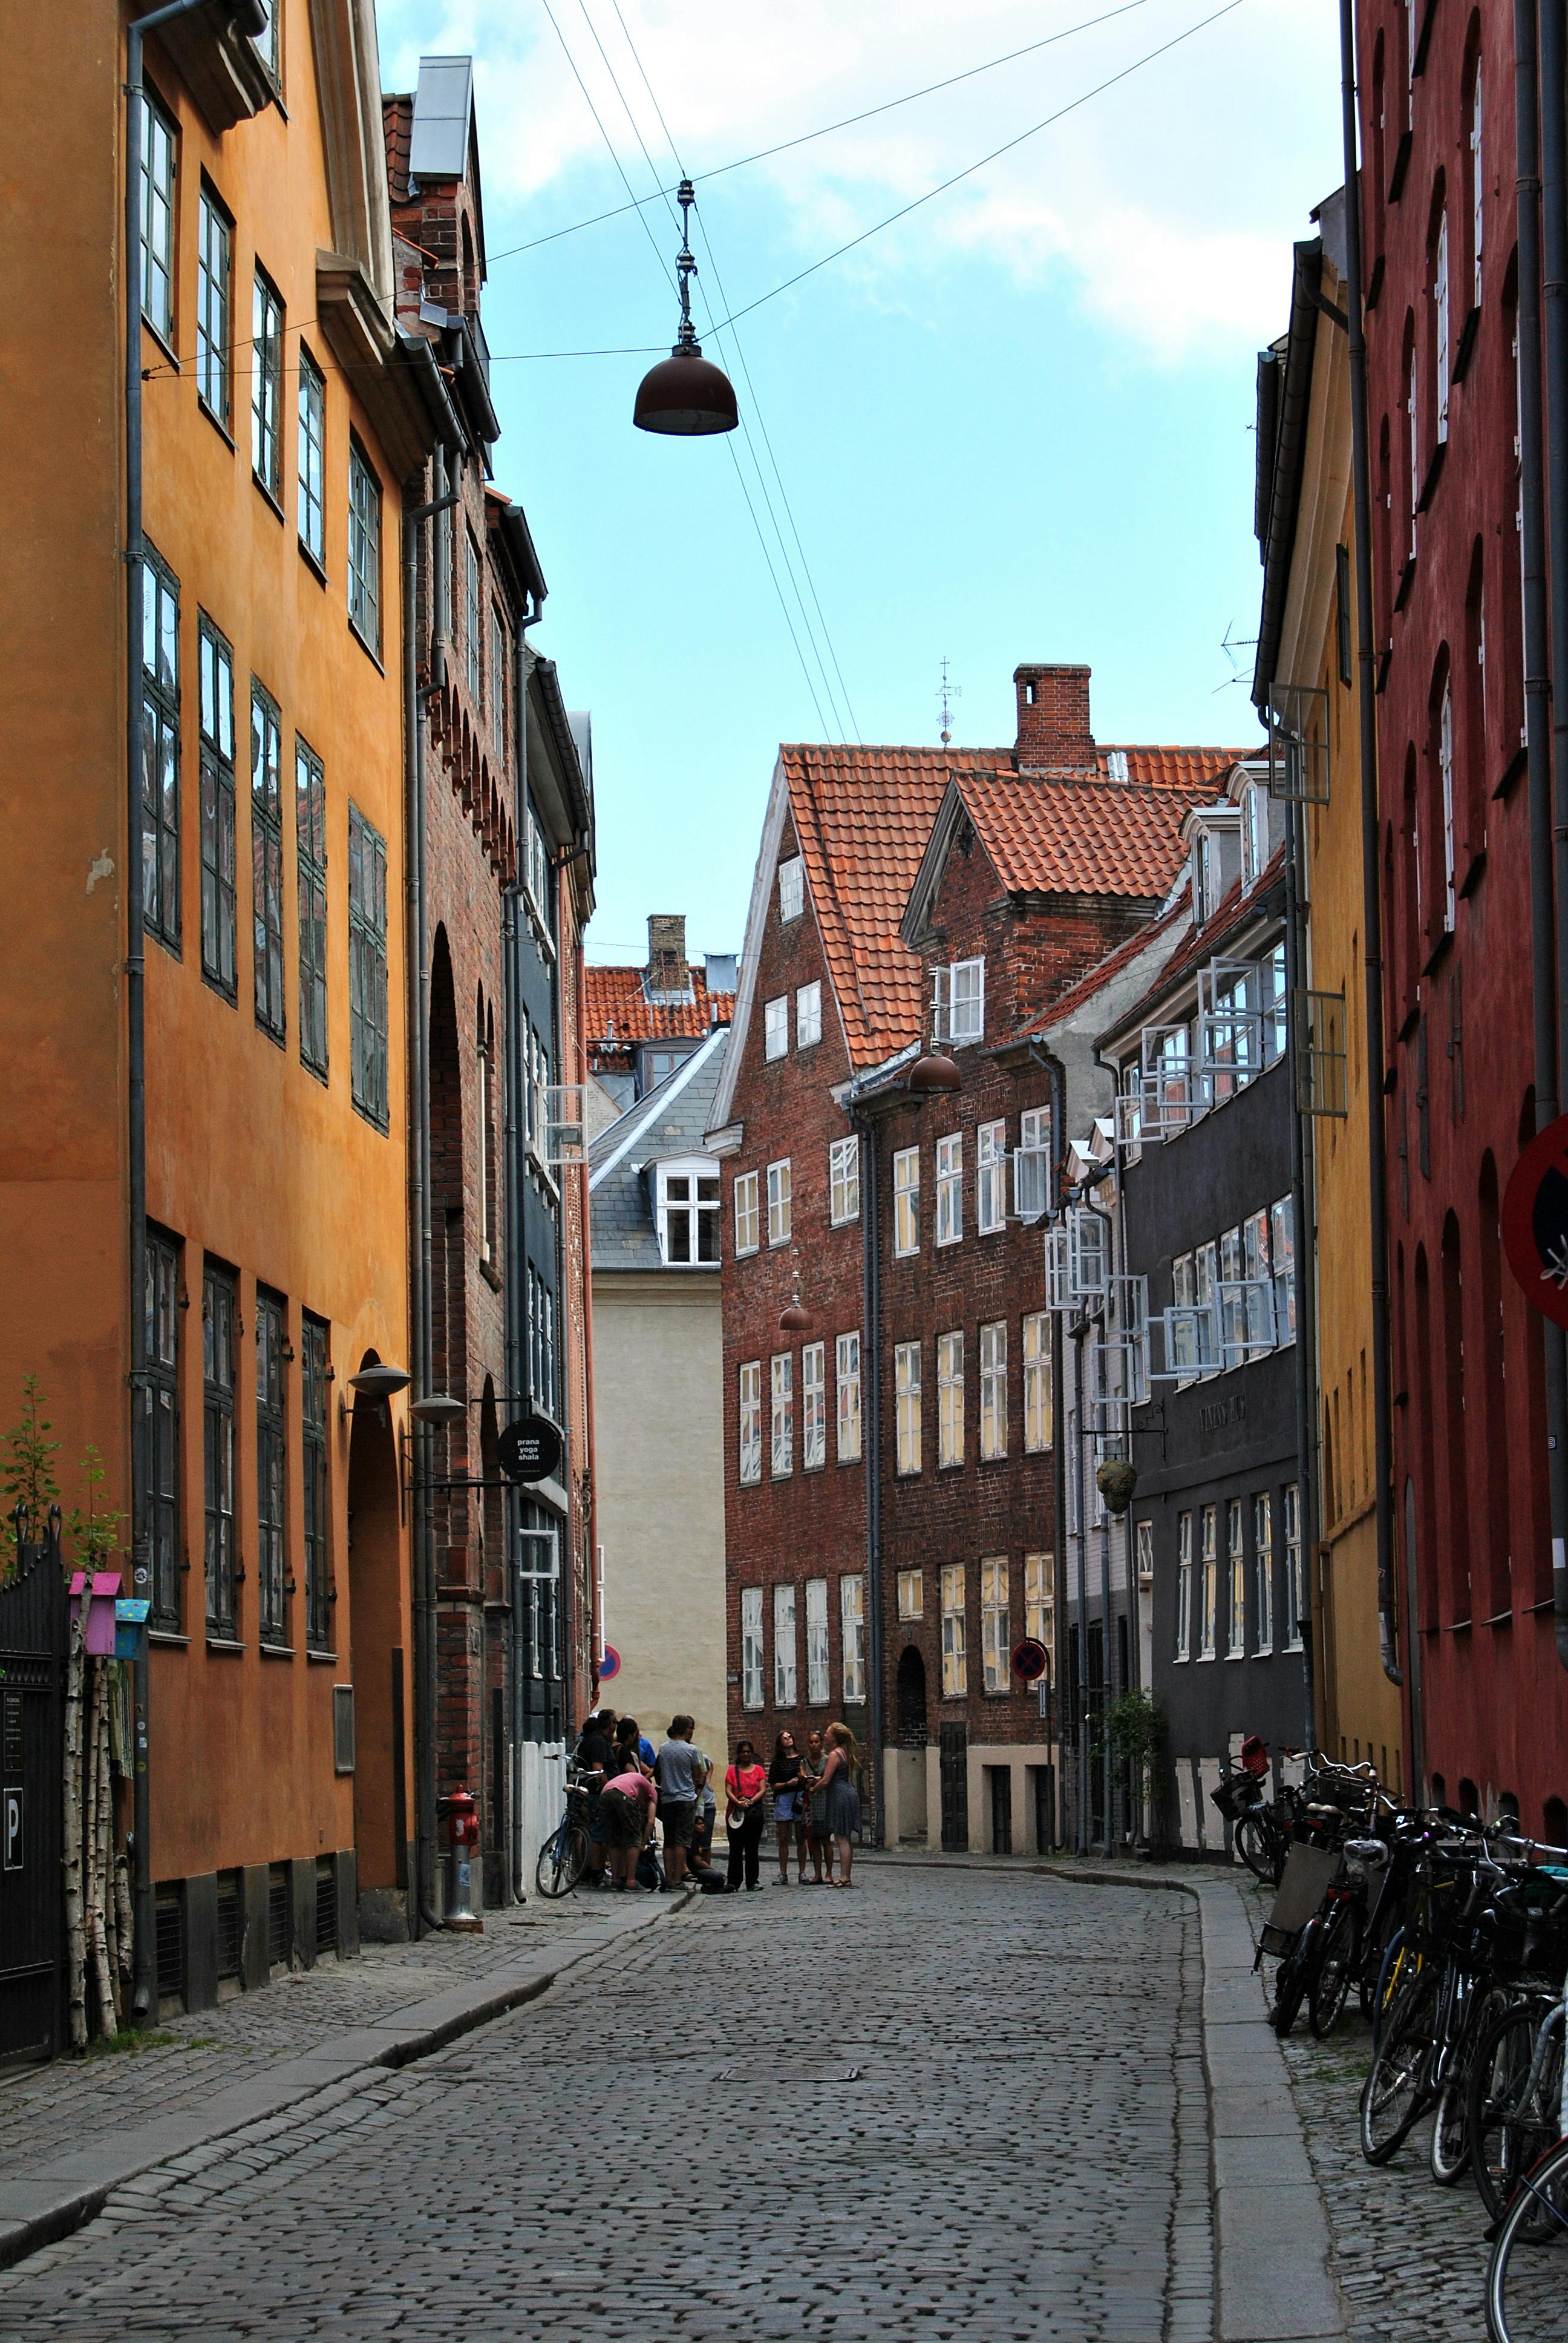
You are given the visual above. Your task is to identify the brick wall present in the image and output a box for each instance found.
[1013,663,1094,768]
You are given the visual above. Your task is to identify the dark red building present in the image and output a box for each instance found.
[1358,0,1567,1829]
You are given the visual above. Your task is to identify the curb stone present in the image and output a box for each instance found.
[861,1850,1350,2342]
[0,1886,694,2275]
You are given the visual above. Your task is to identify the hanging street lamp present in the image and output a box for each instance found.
[633,180,740,436]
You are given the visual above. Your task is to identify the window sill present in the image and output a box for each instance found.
[1452,303,1481,384]
[351,1098,390,1139]
[142,316,180,370]
[348,617,385,674]
[198,398,236,451]
[202,971,239,1009]
[933,1236,961,1250]
[479,1257,503,1293]
[1459,849,1486,902]
[1417,439,1448,514]
[1253,1645,1273,1660]
[257,1018,286,1051]
[1366,253,1385,310]
[836,1453,863,1468]
[938,1459,964,1472]
[299,539,328,588]
[206,1636,245,1655]
[892,1249,919,1262]
[253,473,286,524]
[260,1642,294,1659]
[1495,744,1528,801]
[307,1648,339,1663]
[1394,554,1417,613]
[149,1629,189,1647]
[1195,1652,1217,1664]
[1422,929,1454,978]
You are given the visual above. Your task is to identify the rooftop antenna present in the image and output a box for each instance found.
[937,656,961,749]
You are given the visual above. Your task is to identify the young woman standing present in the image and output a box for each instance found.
[818,1723,861,1889]
[724,1738,768,1891]
[768,1730,809,1884]
[803,1729,835,1884]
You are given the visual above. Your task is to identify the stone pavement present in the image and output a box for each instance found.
[0,1865,1211,2342]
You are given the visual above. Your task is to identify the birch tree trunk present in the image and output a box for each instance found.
[62,1605,87,2051]
[82,1661,105,2038]
[114,1843,133,2016]
[94,1690,120,2033]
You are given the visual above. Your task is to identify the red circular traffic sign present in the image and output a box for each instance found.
[597,1645,621,1681]
[1011,1637,1050,1683]
[1502,1113,1568,1328]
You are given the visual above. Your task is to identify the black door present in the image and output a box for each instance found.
[0,1524,65,2062]
[988,1765,1013,1855]
[939,1723,968,1852]
[896,1644,927,1743]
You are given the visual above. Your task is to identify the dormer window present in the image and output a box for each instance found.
[1241,781,1269,891]
[778,856,804,922]
[656,1160,720,1264]
[933,955,984,1045]
[1192,833,1215,925]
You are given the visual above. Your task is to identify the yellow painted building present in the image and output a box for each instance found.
[1254,206,1405,1787]
[1,0,448,2007]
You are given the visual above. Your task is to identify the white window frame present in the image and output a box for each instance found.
[796,981,822,1050]
[778,854,805,922]
[829,1135,860,1225]
[1013,1105,1052,1223]
[656,1158,720,1266]
[976,1119,1007,1234]
[940,1563,967,1697]
[733,1169,760,1256]
[1284,1483,1305,1650]
[1024,1552,1052,1648]
[140,90,177,346]
[1471,59,1485,305]
[981,1556,1010,1693]
[1175,1512,1192,1660]
[894,1339,922,1475]
[836,1331,862,1462]
[1023,1311,1053,1452]
[897,1568,924,1622]
[1135,1519,1154,1590]
[806,1578,830,1703]
[979,1320,1007,1459]
[935,1132,962,1247]
[935,955,985,1045]
[1241,779,1269,893]
[773,1583,798,1707]
[1436,209,1451,444]
[1227,1498,1246,1657]
[763,995,788,1061]
[741,1587,765,1709]
[1253,1492,1275,1655]
[892,1145,920,1257]
[1271,1197,1297,1345]
[840,1575,866,1703]
[1198,1504,1218,1659]
[936,1329,964,1468]
[802,1340,826,1470]
[737,1361,762,1485]
[770,1353,794,1479]
[766,1158,792,1247]
[1439,677,1456,932]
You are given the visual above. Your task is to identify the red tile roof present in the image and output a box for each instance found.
[382,95,413,203]
[584,962,734,1053]
[952,766,1227,900]
[1097,745,1261,790]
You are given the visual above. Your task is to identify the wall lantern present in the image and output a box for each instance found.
[633,181,739,437]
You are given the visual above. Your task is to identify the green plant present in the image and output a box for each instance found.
[1094,1688,1170,1841]
[65,1445,123,1571]
[2,1375,60,1557]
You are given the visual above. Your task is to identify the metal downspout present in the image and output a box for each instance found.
[1517,0,1568,1677]
[1535,0,1568,1670]
[855,1113,886,1844]
[1283,801,1319,1745]
[1338,0,1403,1697]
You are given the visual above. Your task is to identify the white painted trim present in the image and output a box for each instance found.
[587,1025,727,1193]
[708,755,790,1135]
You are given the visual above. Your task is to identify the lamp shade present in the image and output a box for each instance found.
[349,1363,411,1400]
[779,1298,814,1333]
[409,1393,467,1428]
[633,350,739,436]
[907,1047,962,1093]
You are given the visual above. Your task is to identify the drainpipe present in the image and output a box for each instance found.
[1283,802,1319,1745]
[1516,0,1568,1677]
[406,467,459,1933]
[1030,1045,1068,1844]
[506,611,544,1856]
[1535,0,1568,1672]
[1339,0,1404,1699]
[123,0,261,2024]
[853,1110,886,1844]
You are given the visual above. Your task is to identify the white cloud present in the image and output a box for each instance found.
[376,0,1341,365]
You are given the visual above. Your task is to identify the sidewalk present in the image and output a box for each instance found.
[0,1884,688,2272]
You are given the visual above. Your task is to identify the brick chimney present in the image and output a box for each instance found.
[646,913,688,998]
[1013,663,1095,769]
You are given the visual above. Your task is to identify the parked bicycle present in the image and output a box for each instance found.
[534,1772,595,1899]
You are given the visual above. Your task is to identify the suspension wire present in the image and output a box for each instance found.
[606,0,863,742]
[487,0,1159,263]
[543,0,835,735]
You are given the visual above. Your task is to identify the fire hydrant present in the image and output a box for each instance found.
[439,1788,483,1932]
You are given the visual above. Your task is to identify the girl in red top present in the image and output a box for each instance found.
[724,1738,768,1891]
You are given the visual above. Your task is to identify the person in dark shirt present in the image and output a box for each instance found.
[768,1731,809,1884]
[575,1712,616,1886]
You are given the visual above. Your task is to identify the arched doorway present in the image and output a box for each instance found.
[894,1643,929,1844]
[347,1352,408,1935]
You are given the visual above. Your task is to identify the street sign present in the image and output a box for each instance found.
[598,1645,621,1681]
[1011,1637,1050,1683]
[3,1789,21,1872]
[1502,1113,1568,1328]
[497,1414,563,1486]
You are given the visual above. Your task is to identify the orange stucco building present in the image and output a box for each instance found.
[1,0,450,2001]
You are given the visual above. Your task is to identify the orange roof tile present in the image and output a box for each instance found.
[584,962,734,1051]
[1098,744,1261,789]
[953,767,1226,901]
[382,96,413,203]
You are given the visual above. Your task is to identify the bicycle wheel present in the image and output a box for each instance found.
[1470,2001,1564,2227]
[1272,1925,1315,2040]
[1235,1810,1277,1885]
[1370,1928,1416,2046]
[1309,1901,1360,2039]
[1485,2132,1568,2343]
[1361,1969,1439,2164]
[534,1821,587,1899]
[1431,2073,1472,2186]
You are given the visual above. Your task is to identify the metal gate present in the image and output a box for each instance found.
[0,1513,65,2063]
[938,1722,968,1853]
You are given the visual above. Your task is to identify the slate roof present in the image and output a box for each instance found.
[584,963,735,1054]
[589,1029,730,1271]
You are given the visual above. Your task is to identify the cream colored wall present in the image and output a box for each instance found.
[590,1270,728,1767]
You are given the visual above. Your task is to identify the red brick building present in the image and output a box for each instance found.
[1357,1,1567,1829]
[708,666,1251,1849]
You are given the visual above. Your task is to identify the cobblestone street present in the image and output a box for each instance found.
[1,1869,1206,2343]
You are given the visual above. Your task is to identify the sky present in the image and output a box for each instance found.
[374,0,1343,966]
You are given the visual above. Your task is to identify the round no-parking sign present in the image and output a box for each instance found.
[597,1645,621,1682]
[1502,1113,1568,1329]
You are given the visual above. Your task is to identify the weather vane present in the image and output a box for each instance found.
[937,656,961,748]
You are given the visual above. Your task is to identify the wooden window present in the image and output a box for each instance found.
[1175,1512,1192,1660]
[777,855,804,921]
[347,440,381,654]
[296,739,328,1077]
[140,91,177,344]
[140,549,181,951]
[1270,1196,1297,1342]
[198,616,237,998]
[1198,1504,1218,1659]
[1015,1106,1052,1221]
[770,1352,794,1478]
[763,995,788,1060]
[806,1578,829,1703]
[1023,1311,1053,1451]
[979,1320,1007,1459]
[251,267,284,496]
[894,1340,921,1475]
[1024,1552,1052,1648]
[741,1587,764,1708]
[733,1170,759,1255]
[773,1584,797,1707]
[835,1332,861,1462]
[934,955,985,1044]
[981,1557,1010,1693]
[1284,1483,1305,1649]
[465,529,482,700]
[302,1312,332,1651]
[829,1135,859,1225]
[142,1228,181,1630]
[935,1132,962,1246]
[892,1145,919,1256]
[197,183,232,427]
[897,1568,923,1621]
[976,1119,1006,1233]
[795,981,822,1049]
[940,1563,967,1697]
[251,683,284,1040]
[203,1263,238,1639]
[348,806,388,1130]
[256,1289,287,1644]
[658,1161,719,1264]
[737,1360,762,1484]
[492,609,507,756]
[936,1329,964,1467]
[840,1575,866,1703]
[802,1341,826,1470]
[1252,1493,1274,1654]
[1227,1498,1245,1657]
[297,350,326,568]
[766,1158,792,1245]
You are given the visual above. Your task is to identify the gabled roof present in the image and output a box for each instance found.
[584,963,734,1052]
[589,1030,729,1271]
[1098,845,1289,1051]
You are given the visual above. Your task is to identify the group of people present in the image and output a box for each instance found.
[572,1711,863,1894]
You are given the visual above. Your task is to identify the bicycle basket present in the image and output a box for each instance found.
[1211,1772,1264,1823]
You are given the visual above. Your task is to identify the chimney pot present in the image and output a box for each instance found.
[1013,663,1095,769]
